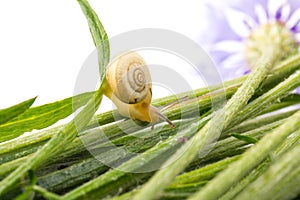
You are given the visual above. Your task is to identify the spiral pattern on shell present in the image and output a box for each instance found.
[106,52,152,104]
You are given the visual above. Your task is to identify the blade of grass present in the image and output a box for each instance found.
[229,70,300,128]
[259,94,300,114]
[228,107,299,134]
[0,92,93,142]
[78,0,109,77]
[0,96,36,125]
[254,54,300,96]
[33,185,61,200]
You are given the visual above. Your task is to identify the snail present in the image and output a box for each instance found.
[102,51,175,128]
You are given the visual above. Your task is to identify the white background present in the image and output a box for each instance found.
[0,0,211,111]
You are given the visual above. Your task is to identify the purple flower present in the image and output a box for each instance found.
[199,0,300,81]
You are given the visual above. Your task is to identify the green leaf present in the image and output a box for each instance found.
[231,133,258,144]
[78,0,110,79]
[0,92,94,143]
[0,97,36,125]
[33,185,61,200]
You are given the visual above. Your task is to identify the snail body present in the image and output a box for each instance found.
[102,52,174,128]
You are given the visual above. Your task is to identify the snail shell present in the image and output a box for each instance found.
[106,52,152,104]
[103,51,174,128]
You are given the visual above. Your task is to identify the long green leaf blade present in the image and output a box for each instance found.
[0,97,36,125]
[0,92,94,143]
[78,0,110,79]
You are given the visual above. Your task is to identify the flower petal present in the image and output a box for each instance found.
[286,8,300,29]
[280,3,291,22]
[224,8,257,37]
[268,0,288,20]
[255,4,268,24]
[212,40,244,53]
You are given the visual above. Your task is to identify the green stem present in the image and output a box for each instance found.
[219,129,300,200]
[255,53,300,95]
[189,110,300,200]
[154,157,241,200]
[273,167,300,200]
[0,156,30,179]
[233,132,300,200]
[259,94,300,114]
[230,70,300,128]
[189,117,285,168]
[33,185,61,200]
[170,156,240,187]
[227,107,299,134]
[131,54,275,200]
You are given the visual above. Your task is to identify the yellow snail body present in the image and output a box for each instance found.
[102,51,174,128]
